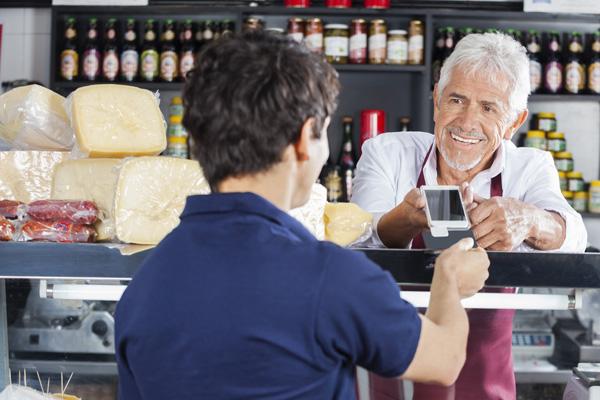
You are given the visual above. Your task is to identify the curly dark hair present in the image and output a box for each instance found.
[182,30,340,192]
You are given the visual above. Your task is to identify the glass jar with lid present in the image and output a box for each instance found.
[567,171,584,192]
[573,191,588,213]
[525,130,546,150]
[536,112,557,132]
[325,24,349,64]
[589,181,600,213]
[562,190,574,207]
[547,131,566,153]
[408,19,424,65]
[554,151,574,172]
[368,20,387,64]
[558,171,567,191]
[387,30,408,64]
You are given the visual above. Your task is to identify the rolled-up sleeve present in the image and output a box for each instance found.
[519,151,587,252]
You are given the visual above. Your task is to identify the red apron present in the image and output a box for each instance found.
[370,146,516,400]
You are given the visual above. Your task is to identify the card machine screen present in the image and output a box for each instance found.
[425,189,466,221]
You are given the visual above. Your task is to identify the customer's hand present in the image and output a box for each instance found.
[435,238,490,299]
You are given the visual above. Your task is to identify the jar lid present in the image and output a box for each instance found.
[590,181,600,187]
[168,136,188,144]
[266,27,285,33]
[562,190,574,198]
[538,112,556,118]
[389,30,408,35]
[170,96,182,105]
[554,151,573,159]
[325,24,349,29]
[547,131,565,139]
[574,191,588,199]
[169,115,183,124]
[558,171,566,178]
[567,171,583,179]
[527,130,546,138]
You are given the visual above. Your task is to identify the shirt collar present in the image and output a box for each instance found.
[423,137,507,185]
[181,192,317,242]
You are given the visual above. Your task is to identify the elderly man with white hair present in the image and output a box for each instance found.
[353,33,587,399]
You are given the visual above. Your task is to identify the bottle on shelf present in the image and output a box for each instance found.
[431,27,446,84]
[526,30,543,94]
[59,17,78,81]
[588,31,600,95]
[324,164,343,203]
[565,32,586,94]
[221,20,235,37]
[338,117,356,202]
[442,27,455,64]
[160,19,179,82]
[179,19,195,80]
[102,18,119,82]
[120,18,139,82]
[194,21,206,51]
[140,19,159,82]
[82,17,101,81]
[408,19,424,65]
[544,31,563,94]
[399,116,411,132]
[203,20,216,44]
[456,27,473,44]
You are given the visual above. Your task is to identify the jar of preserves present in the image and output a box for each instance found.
[589,181,600,213]
[573,191,588,213]
[287,18,305,43]
[243,17,264,32]
[525,130,546,150]
[368,19,387,65]
[562,190,574,207]
[387,30,408,65]
[408,19,424,65]
[166,136,189,159]
[554,151,574,172]
[567,171,585,192]
[536,112,557,132]
[325,24,349,64]
[305,18,324,54]
[349,19,367,64]
[558,171,567,191]
[547,131,566,153]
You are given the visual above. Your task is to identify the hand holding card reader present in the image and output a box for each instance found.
[421,185,475,250]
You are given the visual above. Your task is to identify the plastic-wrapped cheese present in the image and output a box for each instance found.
[0,151,67,203]
[289,184,326,240]
[324,202,373,247]
[68,85,166,158]
[52,157,210,244]
[0,85,74,151]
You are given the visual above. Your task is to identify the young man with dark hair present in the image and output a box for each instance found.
[115,31,490,400]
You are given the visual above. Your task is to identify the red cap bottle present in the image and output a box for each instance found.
[285,0,311,7]
[359,109,386,154]
[364,0,390,8]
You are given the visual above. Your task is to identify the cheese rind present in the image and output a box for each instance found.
[0,151,67,203]
[0,85,74,151]
[324,202,373,247]
[69,85,167,158]
[51,157,210,244]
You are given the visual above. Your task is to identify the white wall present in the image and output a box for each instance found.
[0,8,51,88]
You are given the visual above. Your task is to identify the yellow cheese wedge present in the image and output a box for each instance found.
[69,84,166,158]
[324,202,373,247]
[0,151,68,203]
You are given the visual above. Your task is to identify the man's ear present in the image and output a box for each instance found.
[504,109,529,140]
[294,118,315,162]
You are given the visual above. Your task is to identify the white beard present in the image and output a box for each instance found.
[439,128,484,172]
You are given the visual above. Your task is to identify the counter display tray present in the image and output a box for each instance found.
[1,243,600,288]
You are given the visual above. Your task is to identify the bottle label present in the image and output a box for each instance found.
[325,36,348,57]
[350,33,367,60]
[121,49,139,81]
[550,41,559,52]
[408,35,424,64]
[203,29,214,41]
[125,30,136,42]
[287,32,304,43]
[387,40,408,63]
[569,41,582,53]
[180,51,195,79]
[589,62,600,94]
[368,33,386,62]
[141,49,159,80]
[103,50,119,81]
[160,51,179,81]
[529,60,542,92]
[305,33,324,53]
[545,62,563,93]
[82,49,100,80]
[594,42,600,53]
[60,49,78,80]
[527,42,540,53]
[565,62,585,93]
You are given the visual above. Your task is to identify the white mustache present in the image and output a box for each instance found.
[446,127,486,140]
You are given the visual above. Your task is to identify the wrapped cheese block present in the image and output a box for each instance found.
[324,202,373,247]
[289,183,326,240]
[52,157,210,244]
[67,84,167,157]
[0,85,74,151]
[0,151,67,203]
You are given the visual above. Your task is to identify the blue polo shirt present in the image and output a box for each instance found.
[115,193,421,400]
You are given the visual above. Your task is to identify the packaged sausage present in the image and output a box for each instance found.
[0,216,15,241]
[0,200,25,219]
[19,220,96,243]
[27,200,99,225]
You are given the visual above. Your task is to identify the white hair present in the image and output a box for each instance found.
[437,33,530,120]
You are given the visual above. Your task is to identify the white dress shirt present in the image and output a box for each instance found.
[352,131,587,252]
